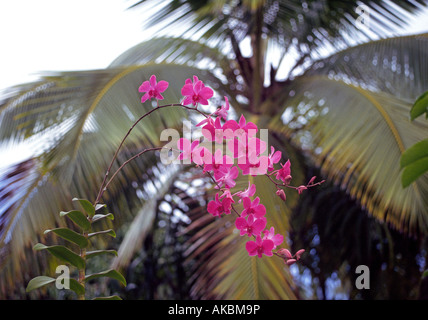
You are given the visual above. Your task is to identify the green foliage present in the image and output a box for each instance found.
[401,91,428,188]
[26,199,126,300]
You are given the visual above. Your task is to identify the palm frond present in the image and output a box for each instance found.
[270,75,428,235]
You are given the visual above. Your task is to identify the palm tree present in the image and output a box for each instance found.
[1,0,428,299]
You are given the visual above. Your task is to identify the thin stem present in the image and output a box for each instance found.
[94,103,210,206]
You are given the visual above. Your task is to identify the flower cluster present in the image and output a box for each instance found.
[139,75,325,263]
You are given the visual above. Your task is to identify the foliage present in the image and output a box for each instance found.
[400,91,428,188]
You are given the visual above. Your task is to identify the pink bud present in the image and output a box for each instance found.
[277,248,292,259]
[296,185,307,195]
[286,259,297,266]
[284,175,292,185]
[275,189,286,202]
[295,249,305,260]
[308,176,316,185]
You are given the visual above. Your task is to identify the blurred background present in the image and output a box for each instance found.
[1,0,428,300]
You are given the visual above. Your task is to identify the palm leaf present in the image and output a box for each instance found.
[270,75,428,235]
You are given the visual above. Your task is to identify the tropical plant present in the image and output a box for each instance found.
[1,0,428,299]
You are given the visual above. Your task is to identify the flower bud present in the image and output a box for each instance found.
[277,248,292,259]
[284,175,292,185]
[285,259,297,266]
[295,249,305,260]
[275,189,286,202]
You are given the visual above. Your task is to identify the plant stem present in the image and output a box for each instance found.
[94,103,209,206]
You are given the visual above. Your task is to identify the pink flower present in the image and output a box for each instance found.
[235,215,266,237]
[181,75,214,106]
[207,193,233,217]
[245,236,274,258]
[268,146,282,171]
[139,75,169,103]
[214,166,239,189]
[202,117,226,144]
[224,115,258,138]
[233,182,256,202]
[214,96,230,121]
[238,153,269,176]
[241,197,266,218]
[262,227,283,248]
[203,149,233,175]
[295,249,305,260]
[275,160,292,184]
[177,138,199,163]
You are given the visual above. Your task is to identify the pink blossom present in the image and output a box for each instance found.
[202,117,226,144]
[245,236,275,258]
[139,75,169,103]
[214,166,239,189]
[262,227,283,248]
[203,149,233,175]
[268,146,282,171]
[177,138,199,163]
[235,215,266,237]
[275,160,292,184]
[181,75,213,106]
[207,193,233,217]
[233,182,256,202]
[241,197,266,218]
[214,96,230,121]
[238,153,269,176]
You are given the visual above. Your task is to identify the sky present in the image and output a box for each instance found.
[0,0,153,92]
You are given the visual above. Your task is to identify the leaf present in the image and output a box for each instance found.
[88,229,116,239]
[26,276,55,292]
[44,228,89,248]
[86,250,118,260]
[92,295,122,300]
[68,279,85,296]
[84,269,126,286]
[411,91,428,120]
[400,139,428,168]
[60,210,91,231]
[72,198,95,217]
[91,213,114,223]
[33,243,85,269]
[401,158,428,188]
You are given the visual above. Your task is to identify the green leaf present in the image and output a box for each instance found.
[401,158,428,188]
[422,269,428,279]
[60,210,91,231]
[44,228,89,248]
[33,243,85,269]
[26,276,55,292]
[410,91,428,120]
[400,139,428,168]
[68,279,85,296]
[88,229,116,239]
[86,250,118,260]
[92,213,114,223]
[72,198,95,217]
[92,295,122,300]
[85,269,126,286]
